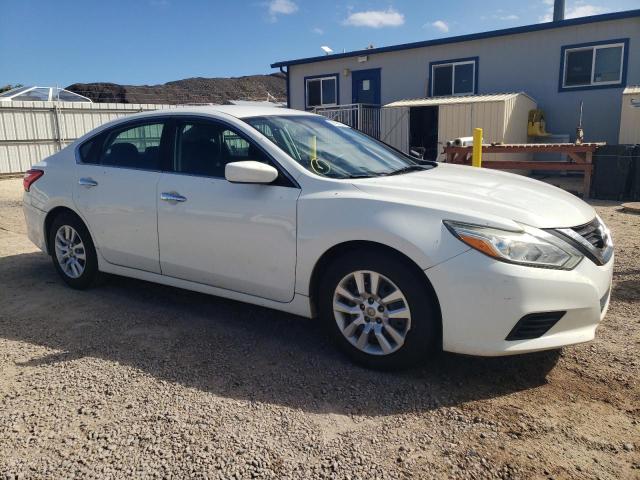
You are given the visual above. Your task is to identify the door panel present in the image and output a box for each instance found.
[352,68,381,105]
[157,174,299,302]
[73,165,161,273]
[72,120,167,273]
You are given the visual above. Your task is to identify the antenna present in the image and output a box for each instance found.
[320,46,333,55]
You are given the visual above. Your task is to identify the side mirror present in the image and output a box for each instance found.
[225,161,278,184]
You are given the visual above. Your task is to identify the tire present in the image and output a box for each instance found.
[318,249,440,370]
[48,212,99,289]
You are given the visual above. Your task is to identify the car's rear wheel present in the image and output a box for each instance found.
[49,212,99,289]
[318,250,440,369]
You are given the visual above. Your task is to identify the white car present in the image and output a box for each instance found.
[22,107,614,369]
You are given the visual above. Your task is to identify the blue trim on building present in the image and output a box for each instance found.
[303,73,340,109]
[271,9,640,68]
[279,66,291,108]
[558,38,630,92]
[427,57,479,96]
[351,67,382,104]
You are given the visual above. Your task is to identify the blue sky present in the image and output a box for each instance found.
[0,0,637,86]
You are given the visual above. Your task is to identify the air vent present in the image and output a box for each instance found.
[506,311,565,341]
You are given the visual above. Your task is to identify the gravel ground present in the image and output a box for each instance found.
[0,177,638,479]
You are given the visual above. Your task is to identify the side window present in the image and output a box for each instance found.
[430,59,477,96]
[175,121,270,178]
[561,40,627,90]
[100,122,164,170]
[78,136,101,164]
[305,76,338,108]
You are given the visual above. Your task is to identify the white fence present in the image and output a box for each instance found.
[312,103,381,139]
[0,101,177,174]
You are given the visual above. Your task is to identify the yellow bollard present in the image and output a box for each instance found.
[472,128,483,168]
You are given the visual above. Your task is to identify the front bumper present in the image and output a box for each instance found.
[426,250,613,356]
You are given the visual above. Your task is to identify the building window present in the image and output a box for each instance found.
[305,75,338,108]
[430,58,478,97]
[560,39,628,91]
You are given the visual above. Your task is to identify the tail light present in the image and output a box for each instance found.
[23,169,44,192]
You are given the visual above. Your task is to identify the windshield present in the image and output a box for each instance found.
[244,115,434,179]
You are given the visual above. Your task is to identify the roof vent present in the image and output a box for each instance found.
[553,0,565,21]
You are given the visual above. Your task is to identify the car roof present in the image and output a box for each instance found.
[74,105,321,145]
[137,105,317,120]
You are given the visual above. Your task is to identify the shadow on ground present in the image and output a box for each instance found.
[0,251,560,416]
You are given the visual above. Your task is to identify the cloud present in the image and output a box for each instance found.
[498,14,519,20]
[565,5,607,18]
[430,20,450,33]
[343,8,405,28]
[539,2,607,22]
[267,0,298,21]
[312,27,324,35]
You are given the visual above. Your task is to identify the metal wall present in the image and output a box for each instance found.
[380,94,535,161]
[0,101,176,174]
[380,107,409,153]
[619,87,640,144]
[287,15,639,144]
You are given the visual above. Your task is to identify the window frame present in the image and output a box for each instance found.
[75,117,172,172]
[559,38,629,92]
[428,57,479,97]
[304,73,339,109]
[169,116,299,188]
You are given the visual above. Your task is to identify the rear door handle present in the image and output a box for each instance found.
[160,192,187,203]
[78,177,98,187]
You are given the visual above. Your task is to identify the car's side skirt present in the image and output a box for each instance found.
[98,262,313,318]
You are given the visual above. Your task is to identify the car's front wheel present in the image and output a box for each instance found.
[318,249,440,369]
[49,212,99,289]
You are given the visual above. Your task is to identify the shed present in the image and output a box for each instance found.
[619,86,640,144]
[380,92,536,161]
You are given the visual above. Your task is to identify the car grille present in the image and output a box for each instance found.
[572,218,606,249]
[548,217,613,266]
[506,311,566,341]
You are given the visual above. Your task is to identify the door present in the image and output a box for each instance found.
[157,119,299,302]
[409,106,439,160]
[352,68,381,105]
[73,120,167,273]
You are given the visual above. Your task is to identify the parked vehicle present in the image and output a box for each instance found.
[22,107,614,369]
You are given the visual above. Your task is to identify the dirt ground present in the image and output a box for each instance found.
[0,177,638,479]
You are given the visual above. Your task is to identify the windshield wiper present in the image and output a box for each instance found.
[343,173,383,179]
[383,165,430,176]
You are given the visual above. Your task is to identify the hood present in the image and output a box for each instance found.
[352,163,595,229]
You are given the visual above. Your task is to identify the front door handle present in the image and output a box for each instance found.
[78,177,98,188]
[160,192,187,203]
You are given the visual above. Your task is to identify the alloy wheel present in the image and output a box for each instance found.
[333,270,412,356]
[54,225,87,279]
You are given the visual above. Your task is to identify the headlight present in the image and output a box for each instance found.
[444,221,583,270]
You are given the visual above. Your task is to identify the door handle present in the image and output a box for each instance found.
[160,192,187,203]
[78,177,98,188]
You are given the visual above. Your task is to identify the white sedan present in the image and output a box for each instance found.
[22,107,614,369]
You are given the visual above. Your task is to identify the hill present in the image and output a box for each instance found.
[66,73,286,104]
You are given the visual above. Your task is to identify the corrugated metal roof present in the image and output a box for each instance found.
[623,85,640,95]
[384,92,533,108]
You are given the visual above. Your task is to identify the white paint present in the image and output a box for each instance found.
[23,106,613,358]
